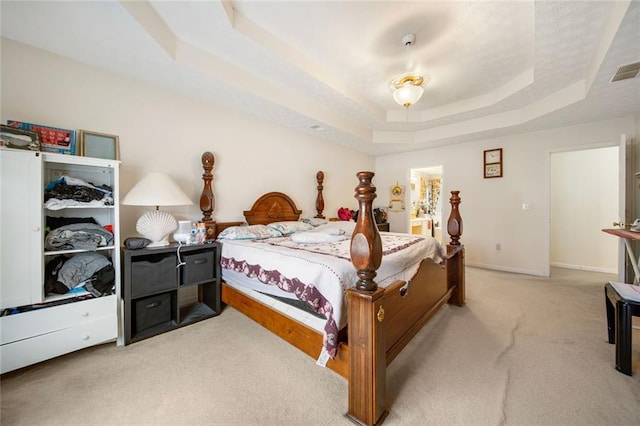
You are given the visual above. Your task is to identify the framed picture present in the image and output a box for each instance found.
[390,184,404,200]
[389,183,405,212]
[484,148,503,178]
[7,120,75,155]
[485,163,502,178]
[0,124,40,151]
[79,130,120,160]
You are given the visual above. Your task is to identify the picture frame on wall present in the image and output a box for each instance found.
[0,124,40,151]
[389,183,406,212]
[484,163,502,178]
[483,148,503,178]
[79,130,120,160]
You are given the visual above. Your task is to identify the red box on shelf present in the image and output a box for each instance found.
[6,120,76,155]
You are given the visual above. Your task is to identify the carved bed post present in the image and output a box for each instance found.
[447,190,462,246]
[347,171,387,425]
[350,172,382,291]
[200,151,217,240]
[315,170,325,219]
[446,190,466,307]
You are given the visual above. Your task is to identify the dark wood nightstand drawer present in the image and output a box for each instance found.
[377,222,389,232]
[134,292,175,334]
[181,250,216,286]
[131,253,178,298]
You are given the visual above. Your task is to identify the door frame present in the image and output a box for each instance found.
[408,166,444,236]
[618,134,632,282]
[545,138,627,277]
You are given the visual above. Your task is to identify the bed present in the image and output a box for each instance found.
[198,152,465,425]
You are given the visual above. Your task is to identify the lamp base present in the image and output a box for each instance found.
[136,210,177,247]
[146,237,171,247]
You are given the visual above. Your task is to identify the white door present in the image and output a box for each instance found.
[0,149,43,309]
[617,134,632,282]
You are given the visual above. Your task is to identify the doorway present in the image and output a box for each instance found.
[409,166,443,243]
[549,146,619,274]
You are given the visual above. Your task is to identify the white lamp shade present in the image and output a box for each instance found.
[122,172,192,207]
[122,172,193,247]
[393,83,424,108]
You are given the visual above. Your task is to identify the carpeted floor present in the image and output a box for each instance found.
[1,267,639,425]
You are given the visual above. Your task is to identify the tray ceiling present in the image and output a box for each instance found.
[1,1,639,155]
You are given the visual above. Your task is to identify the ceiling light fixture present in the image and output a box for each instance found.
[390,33,428,108]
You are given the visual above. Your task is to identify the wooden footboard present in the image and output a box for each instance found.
[347,172,465,425]
[383,257,452,364]
[220,245,465,425]
[199,155,464,426]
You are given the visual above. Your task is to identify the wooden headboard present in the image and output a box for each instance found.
[243,192,302,225]
[199,151,325,236]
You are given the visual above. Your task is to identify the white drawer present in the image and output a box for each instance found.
[0,295,115,345]
[0,314,116,374]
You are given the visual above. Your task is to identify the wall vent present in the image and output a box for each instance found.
[611,61,640,82]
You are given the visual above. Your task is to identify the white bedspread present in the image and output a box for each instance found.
[220,231,445,358]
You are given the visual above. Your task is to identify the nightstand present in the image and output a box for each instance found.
[121,242,220,344]
[377,222,390,232]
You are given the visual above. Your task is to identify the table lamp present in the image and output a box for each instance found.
[122,172,193,247]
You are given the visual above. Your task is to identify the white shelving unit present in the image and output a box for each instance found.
[0,149,121,374]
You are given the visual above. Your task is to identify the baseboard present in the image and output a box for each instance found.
[467,261,617,276]
[550,262,616,274]
[465,262,547,277]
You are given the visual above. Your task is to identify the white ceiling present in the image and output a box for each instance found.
[1,1,639,156]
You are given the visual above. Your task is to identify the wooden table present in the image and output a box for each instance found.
[602,228,640,285]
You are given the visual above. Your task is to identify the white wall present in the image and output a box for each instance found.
[0,39,373,239]
[3,38,639,277]
[375,117,639,276]
[550,147,618,273]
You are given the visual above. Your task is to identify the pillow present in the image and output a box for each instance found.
[291,231,349,244]
[124,237,152,250]
[315,221,356,234]
[301,217,329,227]
[267,221,314,236]
[217,224,281,240]
[337,207,353,221]
[316,227,345,236]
